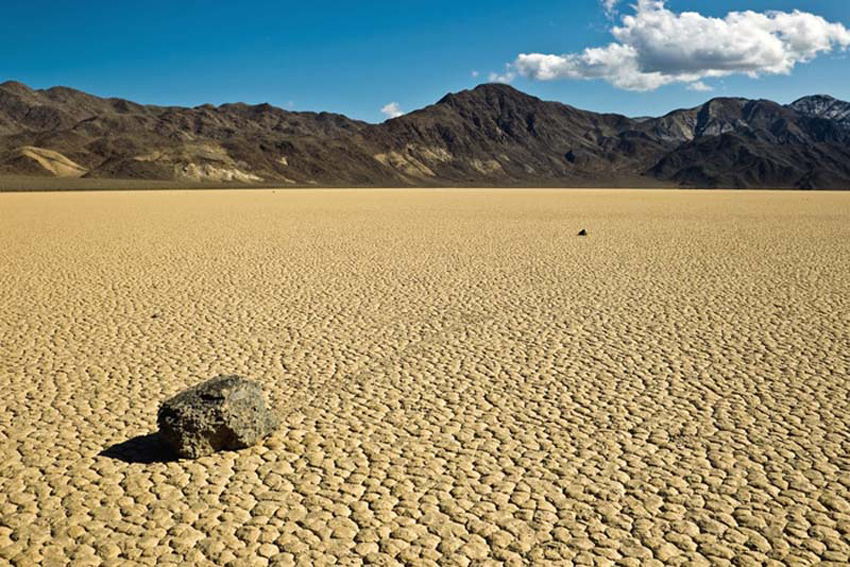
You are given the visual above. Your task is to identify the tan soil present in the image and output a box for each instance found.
[7,147,88,177]
[1,189,848,566]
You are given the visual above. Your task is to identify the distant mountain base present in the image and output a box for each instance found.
[0,176,682,192]
[1,81,848,190]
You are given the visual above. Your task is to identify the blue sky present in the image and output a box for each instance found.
[1,1,848,122]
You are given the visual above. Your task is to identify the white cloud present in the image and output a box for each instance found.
[510,0,850,91]
[380,102,404,119]
[471,70,480,78]
[488,69,516,84]
[601,0,619,19]
[686,81,713,92]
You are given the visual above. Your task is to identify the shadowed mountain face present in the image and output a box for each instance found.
[1,81,848,188]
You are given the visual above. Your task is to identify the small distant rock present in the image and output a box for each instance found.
[151,313,160,319]
[578,229,588,236]
[158,375,279,459]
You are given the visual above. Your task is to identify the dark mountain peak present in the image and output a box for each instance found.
[471,83,529,96]
[0,80,32,94]
[686,97,794,139]
[0,80,848,189]
[790,94,850,124]
[41,85,108,107]
[45,85,85,96]
[218,102,251,110]
[438,83,542,107]
[233,102,278,116]
[216,101,287,116]
[703,96,749,104]
[699,97,749,113]
[793,94,839,105]
[740,98,796,122]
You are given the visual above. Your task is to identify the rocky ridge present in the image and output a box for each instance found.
[1,81,848,188]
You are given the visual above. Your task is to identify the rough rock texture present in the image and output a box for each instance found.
[791,94,850,128]
[157,375,278,458]
[1,80,850,188]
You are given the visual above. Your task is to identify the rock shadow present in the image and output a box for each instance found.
[100,433,178,464]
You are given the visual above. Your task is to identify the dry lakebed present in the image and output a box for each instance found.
[1,189,848,565]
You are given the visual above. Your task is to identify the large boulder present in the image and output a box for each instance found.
[158,375,279,458]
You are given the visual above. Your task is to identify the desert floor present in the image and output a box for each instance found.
[1,189,848,566]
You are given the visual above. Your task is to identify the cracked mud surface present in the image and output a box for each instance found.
[1,189,848,566]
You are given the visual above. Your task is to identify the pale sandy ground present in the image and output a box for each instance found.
[0,189,848,566]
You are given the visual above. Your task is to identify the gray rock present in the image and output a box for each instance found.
[158,375,279,458]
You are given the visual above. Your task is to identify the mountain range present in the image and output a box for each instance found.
[1,80,849,189]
